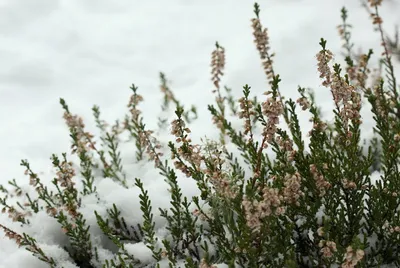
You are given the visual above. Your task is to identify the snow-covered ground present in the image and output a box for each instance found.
[1,0,400,267]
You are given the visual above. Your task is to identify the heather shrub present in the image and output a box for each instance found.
[1,1,400,267]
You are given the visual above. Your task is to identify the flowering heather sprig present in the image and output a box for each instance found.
[0,225,56,266]
[363,0,398,111]
[0,224,24,246]
[127,85,144,120]
[0,180,33,223]
[60,99,107,194]
[21,157,94,265]
[0,197,30,223]
[238,85,257,139]
[252,3,291,138]
[210,42,228,145]
[261,91,284,144]
[51,154,80,218]
[317,40,363,131]
[211,42,225,91]
[331,68,362,129]
[310,164,331,197]
[252,3,275,84]
[337,8,375,92]
[63,113,91,154]
[316,39,334,87]
[202,147,238,200]
[247,78,284,182]
[60,99,99,157]
[329,69,354,108]
[54,155,76,189]
[21,160,57,212]
[20,156,94,265]
[125,84,146,161]
[6,178,23,197]
[140,129,164,168]
[126,84,163,167]
[250,1,287,168]
[171,107,203,176]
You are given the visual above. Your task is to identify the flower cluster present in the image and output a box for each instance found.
[319,240,338,258]
[317,43,362,131]
[296,96,311,111]
[341,246,365,268]
[127,93,144,122]
[316,48,334,87]
[333,74,362,127]
[261,92,283,144]
[203,149,238,199]
[242,186,285,231]
[276,136,297,162]
[139,129,163,167]
[238,96,257,137]
[211,43,225,91]
[251,16,275,83]
[310,164,331,197]
[171,117,203,176]
[1,204,29,223]
[282,172,304,206]
[0,225,24,246]
[63,111,96,155]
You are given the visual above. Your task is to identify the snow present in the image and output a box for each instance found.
[124,242,153,264]
[1,0,400,267]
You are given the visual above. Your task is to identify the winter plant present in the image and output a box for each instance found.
[1,1,400,267]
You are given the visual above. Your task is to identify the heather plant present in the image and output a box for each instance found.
[1,1,400,268]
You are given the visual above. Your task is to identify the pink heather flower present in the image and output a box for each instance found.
[310,164,331,196]
[342,246,365,268]
[316,49,334,86]
[283,172,304,206]
[262,93,283,144]
[297,97,311,110]
[211,44,225,90]
[368,0,383,7]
